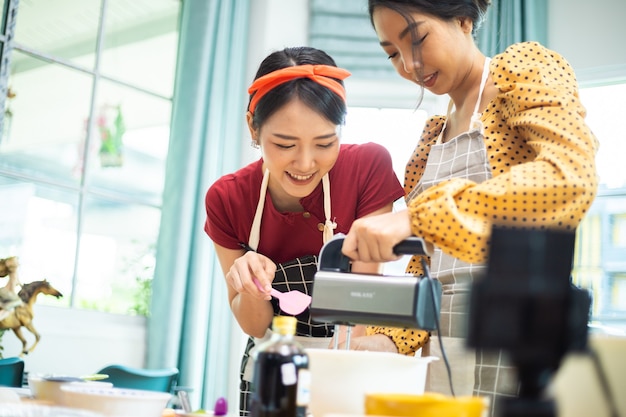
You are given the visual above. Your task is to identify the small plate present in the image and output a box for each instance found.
[0,403,103,417]
[0,387,31,399]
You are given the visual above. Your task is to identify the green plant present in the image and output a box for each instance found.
[97,105,125,167]
[98,105,125,156]
[130,275,152,317]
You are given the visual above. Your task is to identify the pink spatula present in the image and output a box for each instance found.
[254,278,312,315]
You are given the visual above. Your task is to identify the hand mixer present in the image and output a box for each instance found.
[310,233,442,348]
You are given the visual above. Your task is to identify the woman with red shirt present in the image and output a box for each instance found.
[204,46,405,415]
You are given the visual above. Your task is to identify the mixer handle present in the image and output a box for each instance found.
[392,237,431,256]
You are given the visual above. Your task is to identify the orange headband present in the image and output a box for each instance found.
[247,64,351,114]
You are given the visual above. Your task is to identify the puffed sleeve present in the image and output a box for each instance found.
[406,41,599,264]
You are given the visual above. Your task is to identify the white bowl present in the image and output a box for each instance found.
[60,385,172,417]
[28,375,113,405]
[306,348,437,417]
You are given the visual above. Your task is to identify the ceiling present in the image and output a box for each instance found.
[11,0,180,75]
[9,0,393,80]
[308,0,398,80]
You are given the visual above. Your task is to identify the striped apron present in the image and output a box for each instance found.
[409,58,518,416]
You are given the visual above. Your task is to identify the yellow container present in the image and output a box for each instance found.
[365,392,488,417]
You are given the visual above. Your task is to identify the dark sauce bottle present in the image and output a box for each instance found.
[250,316,310,417]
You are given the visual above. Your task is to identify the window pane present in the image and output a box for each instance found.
[574,81,626,333]
[86,80,171,205]
[342,107,427,276]
[0,178,77,308]
[74,196,160,315]
[0,0,177,317]
[101,0,180,97]
[575,195,626,317]
[14,0,100,69]
[579,83,626,189]
[1,51,93,187]
[343,107,427,182]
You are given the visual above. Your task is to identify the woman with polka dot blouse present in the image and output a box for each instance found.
[340,0,599,413]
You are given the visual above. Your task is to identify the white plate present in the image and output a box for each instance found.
[0,403,103,417]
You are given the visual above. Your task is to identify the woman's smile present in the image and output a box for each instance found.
[422,71,438,88]
[286,171,316,184]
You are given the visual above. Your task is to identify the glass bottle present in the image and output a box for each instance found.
[250,316,310,417]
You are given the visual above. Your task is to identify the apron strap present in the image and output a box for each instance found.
[248,169,334,250]
[248,168,270,251]
[322,173,336,243]
[469,57,491,131]
[436,57,492,144]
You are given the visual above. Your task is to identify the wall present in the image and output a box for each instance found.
[238,0,310,168]
[548,0,626,83]
[2,306,145,377]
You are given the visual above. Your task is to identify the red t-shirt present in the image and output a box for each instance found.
[205,142,404,264]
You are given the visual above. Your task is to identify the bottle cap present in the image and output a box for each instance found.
[272,315,297,335]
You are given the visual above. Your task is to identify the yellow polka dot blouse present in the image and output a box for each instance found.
[367,41,599,356]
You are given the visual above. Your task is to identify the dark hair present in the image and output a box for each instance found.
[367,0,491,107]
[368,0,491,35]
[248,47,347,129]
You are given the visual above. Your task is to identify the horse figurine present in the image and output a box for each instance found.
[0,279,63,356]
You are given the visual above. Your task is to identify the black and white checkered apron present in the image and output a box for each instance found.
[238,169,335,416]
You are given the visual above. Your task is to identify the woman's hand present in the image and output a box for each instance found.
[214,244,276,337]
[342,210,413,262]
[227,250,277,300]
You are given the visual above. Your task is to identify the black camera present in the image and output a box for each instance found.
[467,226,591,417]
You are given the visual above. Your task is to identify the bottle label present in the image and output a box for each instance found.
[296,368,311,407]
[281,362,297,386]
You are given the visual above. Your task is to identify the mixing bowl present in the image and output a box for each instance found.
[306,348,437,417]
[28,375,113,405]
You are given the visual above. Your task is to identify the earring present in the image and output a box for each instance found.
[251,140,260,149]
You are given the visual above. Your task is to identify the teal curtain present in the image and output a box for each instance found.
[147,0,250,410]
[476,0,547,57]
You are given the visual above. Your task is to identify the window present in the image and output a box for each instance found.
[342,106,427,275]
[342,107,427,182]
[0,0,181,315]
[573,82,626,332]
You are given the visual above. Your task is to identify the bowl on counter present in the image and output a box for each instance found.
[28,375,113,405]
[59,385,172,417]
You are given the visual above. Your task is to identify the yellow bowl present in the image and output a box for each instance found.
[365,392,487,417]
